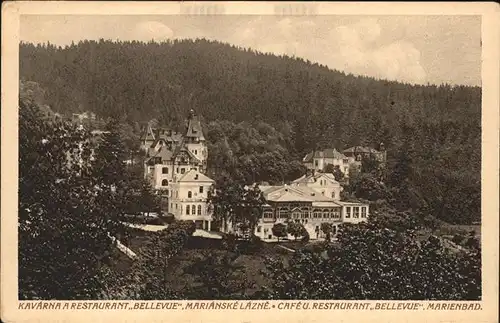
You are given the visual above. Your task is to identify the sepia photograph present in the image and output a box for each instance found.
[2,3,499,321]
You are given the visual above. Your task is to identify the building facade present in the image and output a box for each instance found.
[342,144,387,166]
[253,183,368,240]
[302,149,351,177]
[221,172,368,240]
[167,169,214,230]
[142,110,214,225]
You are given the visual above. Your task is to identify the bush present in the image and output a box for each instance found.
[451,233,465,245]
[159,214,175,224]
[301,231,310,243]
[168,220,196,236]
[222,233,239,252]
[236,235,264,255]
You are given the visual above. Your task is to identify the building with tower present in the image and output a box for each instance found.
[141,110,214,227]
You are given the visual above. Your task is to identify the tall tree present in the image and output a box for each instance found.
[18,90,123,299]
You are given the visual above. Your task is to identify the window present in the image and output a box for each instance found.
[314,160,319,167]
[361,207,367,218]
[162,167,168,174]
[192,205,196,215]
[278,208,289,219]
[175,204,178,210]
[333,209,341,219]
[257,226,262,233]
[176,168,179,173]
[170,203,173,209]
[181,168,186,174]
[195,150,198,155]
[148,167,154,173]
[197,205,202,215]
[331,191,336,199]
[354,207,360,218]
[186,205,190,215]
[345,207,351,218]
[161,179,168,186]
[199,186,204,194]
[343,159,349,164]
[321,191,325,196]
[263,210,273,219]
[313,209,321,219]
[188,191,192,198]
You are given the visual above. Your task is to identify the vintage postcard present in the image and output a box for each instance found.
[1,1,499,323]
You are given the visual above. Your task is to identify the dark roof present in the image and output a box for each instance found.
[147,146,173,162]
[343,146,380,154]
[185,116,205,140]
[303,148,347,162]
[172,145,201,163]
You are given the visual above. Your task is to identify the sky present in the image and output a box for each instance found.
[20,15,482,86]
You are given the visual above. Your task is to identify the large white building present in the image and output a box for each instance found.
[142,110,214,228]
[224,172,369,240]
[302,149,351,177]
[167,169,215,230]
[302,145,387,178]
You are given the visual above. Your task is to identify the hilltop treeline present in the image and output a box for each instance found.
[19,39,481,224]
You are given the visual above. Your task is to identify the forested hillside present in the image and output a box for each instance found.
[19,39,481,224]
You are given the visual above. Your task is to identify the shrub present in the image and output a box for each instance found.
[301,231,310,243]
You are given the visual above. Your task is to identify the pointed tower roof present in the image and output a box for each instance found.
[140,123,156,141]
[185,110,205,141]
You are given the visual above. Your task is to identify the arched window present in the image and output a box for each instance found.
[188,191,192,198]
[197,205,202,215]
[162,179,168,186]
[192,205,196,215]
[186,205,190,215]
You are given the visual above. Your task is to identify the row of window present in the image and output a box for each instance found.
[262,207,367,219]
[186,205,203,216]
[345,206,367,218]
[162,167,192,175]
[314,159,350,166]
[169,203,205,216]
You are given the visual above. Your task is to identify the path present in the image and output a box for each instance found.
[121,221,223,239]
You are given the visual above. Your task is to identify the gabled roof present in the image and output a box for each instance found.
[343,146,380,154]
[261,185,337,203]
[303,148,347,162]
[140,124,156,141]
[173,145,201,164]
[292,172,339,185]
[147,146,174,162]
[177,169,214,183]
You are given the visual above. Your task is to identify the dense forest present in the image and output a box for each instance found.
[19,39,481,224]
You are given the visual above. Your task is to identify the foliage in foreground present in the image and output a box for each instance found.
[260,222,481,300]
